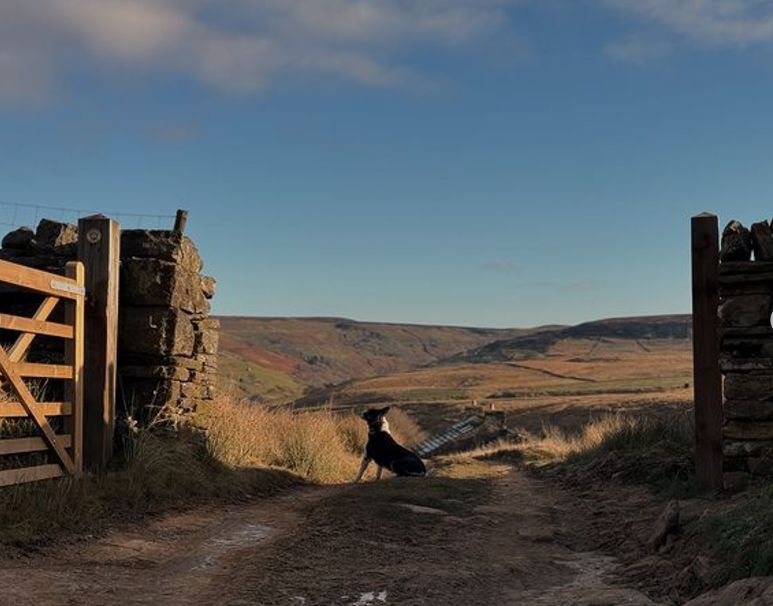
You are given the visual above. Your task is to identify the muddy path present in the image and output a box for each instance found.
[0,463,665,606]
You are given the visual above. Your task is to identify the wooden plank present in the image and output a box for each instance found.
[65,261,85,473]
[0,314,73,339]
[0,345,75,474]
[0,434,72,456]
[78,218,119,472]
[8,297,59,363]
[0,402,71,417]
[0,464,64,488]
[0,259,83,300]
[691,213,724,493]
[13,363,73,379]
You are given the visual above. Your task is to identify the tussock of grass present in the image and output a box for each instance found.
[447,412,695,496]
[702,488,773,585]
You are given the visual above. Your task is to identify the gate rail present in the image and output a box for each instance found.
[0,259,85,487]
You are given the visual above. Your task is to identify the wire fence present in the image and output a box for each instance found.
[0,200,179,232]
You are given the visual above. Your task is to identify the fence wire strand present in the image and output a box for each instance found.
[0,200,177,232]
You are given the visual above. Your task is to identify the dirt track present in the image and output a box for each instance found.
[0,463,666,606]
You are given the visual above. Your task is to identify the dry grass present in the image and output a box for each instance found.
[0,396,428,546]
[205,398,423,483]
[444,411,696,496]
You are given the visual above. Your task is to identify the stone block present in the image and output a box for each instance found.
[722,338,773,359]
[724,373,773,401]
[119,365,191,381]
[119,307,195,356]
[201,275,217,299]
[724,420,773,440]
[721,220,753,262]
[719,294,771,328]
[33,219,78,256]
[181,382,201,398]
[119,377,181,415]
[723,440,773,458]
[194,327,219,355]
[121,258,209,314]
[121,230,203,273]
[2,226,34,250]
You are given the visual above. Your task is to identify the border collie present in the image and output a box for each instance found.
[354,407,426,482]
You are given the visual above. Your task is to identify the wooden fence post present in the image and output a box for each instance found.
[173,209,188,234]
[691,212,724,493]
[78,215,120,471]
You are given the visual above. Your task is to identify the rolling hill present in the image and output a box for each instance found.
[216,316,548,401]
[216,315,692,405]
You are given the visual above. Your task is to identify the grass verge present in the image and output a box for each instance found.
[0,397,417,548]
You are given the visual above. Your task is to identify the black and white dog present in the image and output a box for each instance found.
[354,406,426,482]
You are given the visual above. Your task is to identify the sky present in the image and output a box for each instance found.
[1,1,773,328]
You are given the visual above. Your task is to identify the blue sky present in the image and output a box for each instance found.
[1,1,773,328]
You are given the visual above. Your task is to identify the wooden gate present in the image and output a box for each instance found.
[0,259,85,487]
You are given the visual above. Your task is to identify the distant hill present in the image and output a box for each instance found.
[216,317,542,401]
[443,315,692,364]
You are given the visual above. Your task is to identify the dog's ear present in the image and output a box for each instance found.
[378,406,391,417]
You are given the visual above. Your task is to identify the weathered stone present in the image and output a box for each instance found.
[180,382,201,398]
[118,365,191,381]
[121,258,209,314]
[721,220,753,262]
[201,275,217,299]
[722,338,773,359]
[118,378,181,415]
[721,356,773,372]
[121,230,203,273]
[752,221,773,261]
[683,576,773,606]
[747,457,773,475]
[196,353,218,370]
[723,440,773,458]
[33,219,78,256]
[648,500,679,551]
[177,398,200,413]
[194,327,219,355]
[719,295,771,328]
[725,399,773,420]
[725,420,773,440]
[2,226,34,250]
[724,373,773,401]
[119,307,195,356]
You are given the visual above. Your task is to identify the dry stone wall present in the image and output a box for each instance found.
[0,218,219,424]
[719,219,773,477]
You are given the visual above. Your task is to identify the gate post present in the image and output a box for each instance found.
[78,215,120,471]
[691,213,723,493]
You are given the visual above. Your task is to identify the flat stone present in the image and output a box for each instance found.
[723,440,773,458]
[724,373,773,400]
[121,258,209,314]
[119,307,195,357]
[719,295,772,328]
[648,500,679,551]
[118,365,191,381]
[121,230,203,273]
[193,327,219,355]
[722,338,773,359]
[2,226,34,250]
[724,420,773,440]
[724,400,773,420]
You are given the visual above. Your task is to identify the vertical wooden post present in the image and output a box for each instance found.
[173,209,188,234]
[64,261,85,473]
[78,215,120,472]
[691,212,724,493]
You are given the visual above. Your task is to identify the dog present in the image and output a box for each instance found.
[353,406,426,483]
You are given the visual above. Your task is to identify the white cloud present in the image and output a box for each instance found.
[0,0,515,103]
[606,0,773,48]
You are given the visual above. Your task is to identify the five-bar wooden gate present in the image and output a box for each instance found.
[0,258,85,487]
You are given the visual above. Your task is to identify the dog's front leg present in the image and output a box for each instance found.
[353,456,371,483]
[375,466,384,481]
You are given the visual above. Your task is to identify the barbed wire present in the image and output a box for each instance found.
[0,200,178,231]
